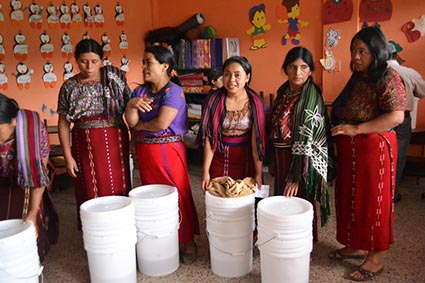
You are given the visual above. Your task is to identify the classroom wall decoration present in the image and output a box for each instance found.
[323,0,353,25]
[276,0,308,46]
[359,0,392,22]
[1,0,128,112]
[246,3,271,50]
[402,15,425,43]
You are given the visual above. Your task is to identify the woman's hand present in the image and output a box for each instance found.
[24,212,39,237]
[128,97,153,112]
[201,172,210,191]
[283,182,299,197]
[331,124,359,137]
[255,173,262,189]
[65,156,79,178]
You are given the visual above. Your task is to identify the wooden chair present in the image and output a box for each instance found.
[402,130,425,199]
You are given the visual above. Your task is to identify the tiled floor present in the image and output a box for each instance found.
[43,154,425,283]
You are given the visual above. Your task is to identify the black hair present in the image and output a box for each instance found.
[144,45,177,77]
[282,46,315,73]
[74,38,103,60]
[0,93,19,124]
[222,56,252,85]
[207,68,223,85]
[350,26,390,86]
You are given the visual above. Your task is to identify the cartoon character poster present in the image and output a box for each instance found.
[276,0,308,45]
[246,4,271,50]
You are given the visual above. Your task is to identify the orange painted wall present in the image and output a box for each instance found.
[2,0,425,129]
[152,0,425,128]
[0,0,150,126]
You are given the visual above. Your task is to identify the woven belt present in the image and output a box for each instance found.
[273,142,292,148]
[73,118,121,129]
[137,135,183,144]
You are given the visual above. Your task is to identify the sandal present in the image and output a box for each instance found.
[348,266,384,282]
[179,241,198,264]
[328,248,367,261]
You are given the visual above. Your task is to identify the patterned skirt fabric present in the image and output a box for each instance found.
[136,141,200,244]
[71,125,131,228]
[334,132,396,251]
[210,134,255,180]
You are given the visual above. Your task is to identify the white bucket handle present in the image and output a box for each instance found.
[136,208,182,242]
[255,234,277,248]
[206,230,252,256]
[0,265,44,281]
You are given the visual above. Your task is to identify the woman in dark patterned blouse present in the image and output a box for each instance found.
[330,26,406,281]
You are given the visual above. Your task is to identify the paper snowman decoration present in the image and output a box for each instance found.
[59,2,71,29]
[14,62,34,89]
[10,0,24,27]
[63,61,74,81]
[28,1,43,29]
[0,63,8,90]
[40,32,54,58]
[42,62,57,88]
[46,2,59,29]
[13,32,28,61]
[101,33,111,57]
[119,31,128,55]
[94,4,104,28]
[61,33,73,58]
[83,3,94,28]
[0,34,5,61]
[71,2,82,27]
[115,3,125,26]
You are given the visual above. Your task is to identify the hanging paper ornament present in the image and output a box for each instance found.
[63,61,74,81]
[0,4,4,29]
[101,33,111,57]
[28,2,43,29]
[401,15,425,43]
[0,34,5,61]
[42,62,57,88]
[320,47,337,72]
[325,28,341,47]
[82,31,91,40]
[40,32,54,59]
[83,3,94,28]
[103,57,112,66]
[13,62,34,90]
[120,56,129,73]
[115,3,125,26]
[61,32,73,58]
[71,2,83,27]
[119,31,128,55]
[59,2,72,29]
[13,32,28,61]
[10,0,24,27]
[0,63,9,90]
[46,2,59,29]
[94,4,104,28]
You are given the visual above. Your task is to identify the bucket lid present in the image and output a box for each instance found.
[258,196,313,220]
[80,195,133,214]
[129,184,177,199]
[0,219,36,247]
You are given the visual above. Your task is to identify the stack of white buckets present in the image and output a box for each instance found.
[205,191,255,278]
[0,219,43,283]
[80,195,137,283]
[257,196,313,283]
[129,184,180,277]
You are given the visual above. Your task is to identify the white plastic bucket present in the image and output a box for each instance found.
[257,196,313,283]
[0,219,42,283]
[80,196,137,283]
[205,192,255,278]
[129,184,180,277]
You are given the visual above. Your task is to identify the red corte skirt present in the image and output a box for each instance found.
[136,140,200,244]
[334,132,396,251]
